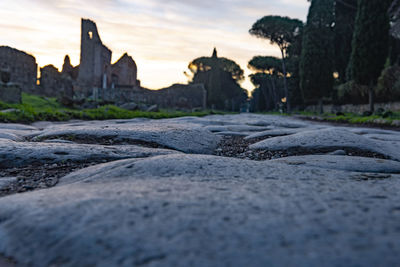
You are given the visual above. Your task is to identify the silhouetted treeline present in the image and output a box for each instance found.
[249,0,400,113]
[187,49,247,111]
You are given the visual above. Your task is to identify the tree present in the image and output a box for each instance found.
[349,0,391,112]
[248,56,283,111]
[300,0,335,113]
[188,49,244,82]
[187,48,247,111]
[250,16,303,113]
[334,0,357,83]
[388,0,400,65]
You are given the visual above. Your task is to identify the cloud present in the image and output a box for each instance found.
[0,0,309,90]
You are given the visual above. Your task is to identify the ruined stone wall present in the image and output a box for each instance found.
[77,19,111,95]
[0,82,21,104]
[39,65,73,99]
[151,84,207,109]
[0,46,37,93]
[102,83,206,110]
[111,53,138,87]
[62,55,79,80]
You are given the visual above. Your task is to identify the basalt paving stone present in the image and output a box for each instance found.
[271,155,400,173]
[250,127,400,161]
[30,121,220,154]
[0,154,399,267]
[204,125,271,133]
[0,133,22,141]
[0,139,180,168]
[167,114,313,129]
[1,114,400,267]
[0,123,38,131]
[363,133,400,142]
[244,127,320,141]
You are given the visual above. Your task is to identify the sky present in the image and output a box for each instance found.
[0,0,309,92]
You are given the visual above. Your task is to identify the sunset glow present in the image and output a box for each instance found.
[0,0,308,91]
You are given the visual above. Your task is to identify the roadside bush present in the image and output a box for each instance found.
[336,81,369,104]
[376,66,400,102]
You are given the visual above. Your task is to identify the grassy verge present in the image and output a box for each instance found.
[0,94,223,123]
[256,110,400,127]
[293,111,400,128]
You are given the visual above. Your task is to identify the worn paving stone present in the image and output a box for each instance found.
[0,154,399,267]
[0,177,17,191]
[204,125,271,133]
[244,127,320,140]
[174,114,312,129]
[363,133,400,142]
[0,123,37,131]
[0,133,22,141]
[250,127,400,161]
[271,155,400,173]
[30,121,220,154]
[1,114,400,266]
[0,123,39,141]
[0,139,180,168]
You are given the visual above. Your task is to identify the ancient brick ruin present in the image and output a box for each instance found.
[103,83,206,109]
[0,70,22,104]
[0,19,206,110]
[0,46,37,94]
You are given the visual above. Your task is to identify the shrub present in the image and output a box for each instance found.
[376,66,400,102]
[336,81,369,104]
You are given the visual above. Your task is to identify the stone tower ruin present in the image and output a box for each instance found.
[77,19,112,95]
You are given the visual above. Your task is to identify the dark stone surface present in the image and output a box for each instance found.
[1,114,400,266]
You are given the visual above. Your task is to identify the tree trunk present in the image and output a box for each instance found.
[318,98,324,114]
[270,76,278,110]
[262,86,270,111]
[369,83,375,113]
[280,49,290,114]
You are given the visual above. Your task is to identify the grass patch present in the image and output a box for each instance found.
[295,111,400,127]
[0,93,224,123]
[258,110,400,127]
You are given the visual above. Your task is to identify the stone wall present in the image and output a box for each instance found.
[305,102,400,113]
[103,83,207,110]
[111,53,139,88]
[0,46,37,93]
[39,65,73,99]
[77,19,112,94]
[0,82,22,104]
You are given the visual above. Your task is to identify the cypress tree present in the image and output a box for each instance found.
[300,0,335,113]
[349,0,391,112]
[334,0,357,83]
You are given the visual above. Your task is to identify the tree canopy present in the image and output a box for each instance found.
[334,0,357,82]
[349,0,391,111]
[249,16,303,113]
[188,49,244,82]
[350,0,391,86]
[249,16,303,55]
[300,0,335,111]
[188,49,247,111]
[248,56,283,75]
[248,56,284,111]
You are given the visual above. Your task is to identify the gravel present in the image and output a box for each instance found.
[214,135,390,161]
[0,162,98,197]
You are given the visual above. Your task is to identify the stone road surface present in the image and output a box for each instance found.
[0,114,400,267]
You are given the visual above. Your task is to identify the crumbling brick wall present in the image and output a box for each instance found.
[103,83,207,110]
[39,65,73,99]
[111,53,139,87]
[77,19,112,95]
[0,46,37,93]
